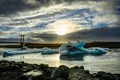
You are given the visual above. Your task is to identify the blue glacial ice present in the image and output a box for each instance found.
[3,46,59,57]
[59,41,108,57]
[40,47,59,54]
[2,46,41,57]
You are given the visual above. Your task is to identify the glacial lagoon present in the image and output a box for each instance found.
[0,48,120,74]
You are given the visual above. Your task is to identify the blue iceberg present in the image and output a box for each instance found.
[3,46,59,57]
[59,41,108,59]
[40,47,59,54]
[2,46,42,57]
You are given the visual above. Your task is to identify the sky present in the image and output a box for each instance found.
[0,0,120,43]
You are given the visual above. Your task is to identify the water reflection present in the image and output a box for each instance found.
[0,48,120,73]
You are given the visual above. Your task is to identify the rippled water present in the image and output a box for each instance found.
[0,48,120,74]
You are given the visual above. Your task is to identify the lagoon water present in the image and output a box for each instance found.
[0,48,120,74]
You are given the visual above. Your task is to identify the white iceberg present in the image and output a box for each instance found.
[59,41,108,58]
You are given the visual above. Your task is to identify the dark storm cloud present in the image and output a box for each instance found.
[0,0,27,15]
[0,0,109,15]
[67,27,120,42]
[0,0,39,15]
[31,33,58,42]
[0,0,60,15]
[29,27,120,42]
[113,0,120,7]
[114,0,120,16]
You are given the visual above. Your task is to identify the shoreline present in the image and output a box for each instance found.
[0,42,120,48]
[0,60,120,80]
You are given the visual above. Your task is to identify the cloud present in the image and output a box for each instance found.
[0,26,13,31]
[0,0,68,15]
[26,27,120,43]
[0,0,40,15]
[31,33,58,42]
[0,0,113,15]
[33,23,50,29]
[0,0,119,42]
[0,37,43,43]
[66,27,120,42]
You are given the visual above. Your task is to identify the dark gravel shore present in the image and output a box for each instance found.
[0,60,120,80]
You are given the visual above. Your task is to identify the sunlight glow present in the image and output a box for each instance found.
[56,26,68,35]
[47,20,79,35]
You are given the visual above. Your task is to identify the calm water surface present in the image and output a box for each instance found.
[0,48,120,74]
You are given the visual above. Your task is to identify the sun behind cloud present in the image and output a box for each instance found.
[55,25,68,35]
[47,20,79,36]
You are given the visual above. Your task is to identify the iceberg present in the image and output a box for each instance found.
[59,41,108,59]
[2,35,59,57]
[40,47,59,54]
[2,46,42,57]
[2,46,59,57]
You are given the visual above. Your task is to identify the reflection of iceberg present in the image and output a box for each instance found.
[59,41,108,59]
[40,47,59,54]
